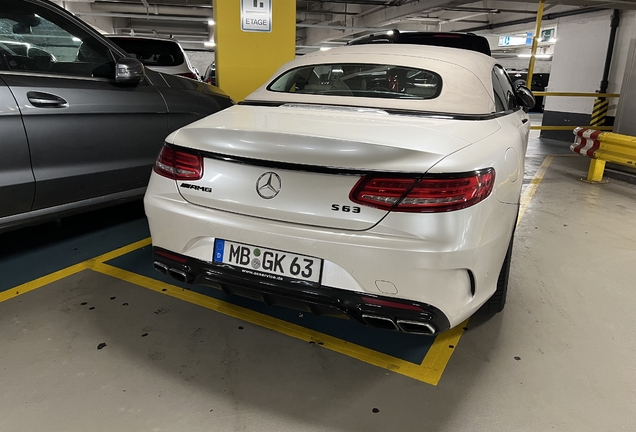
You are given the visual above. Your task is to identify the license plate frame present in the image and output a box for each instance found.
[213,239,323,285]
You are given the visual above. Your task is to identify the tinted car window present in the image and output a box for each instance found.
[269,63,442,100]
[492,65,519,112]
[493,65,518,111]
[0,0,112,77]
[108,37,184,67]
[491,69,506,112]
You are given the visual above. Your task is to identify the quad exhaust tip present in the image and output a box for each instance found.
[153,261,168,275]
[396,320,436,335]
[362,314,437,335]
[153,262,189,283]
[362,314,399,331]
[168,268,188,283]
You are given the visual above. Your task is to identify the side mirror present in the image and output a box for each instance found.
[115,58,144,85]
[516,85,535,111]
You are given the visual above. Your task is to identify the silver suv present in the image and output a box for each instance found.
[0,0,232,232]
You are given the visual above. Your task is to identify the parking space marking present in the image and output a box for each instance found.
[92,261,466,385]
[0,237,151,304]
[519,155,553,226]
[0,261,89,304]
[0,154,556,385]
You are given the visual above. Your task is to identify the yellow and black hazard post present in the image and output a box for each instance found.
[591,97,610,127]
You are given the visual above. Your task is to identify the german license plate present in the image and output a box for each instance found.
[213,239,322,284]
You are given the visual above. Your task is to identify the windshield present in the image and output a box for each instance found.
[108,37,184,67]
[268,63,442,100]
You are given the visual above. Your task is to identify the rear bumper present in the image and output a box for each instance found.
[144,173,517,329]
[153,247,450,334]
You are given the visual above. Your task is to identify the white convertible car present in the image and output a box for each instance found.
[144,44,533,335]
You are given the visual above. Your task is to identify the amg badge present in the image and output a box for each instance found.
[180,183,212,193]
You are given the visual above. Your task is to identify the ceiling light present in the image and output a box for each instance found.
[204,41,216,47]
[208,19,215,26]
[386,30,394,35]
[320,47,332,51]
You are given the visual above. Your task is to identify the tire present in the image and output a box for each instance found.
[486,235,514,313]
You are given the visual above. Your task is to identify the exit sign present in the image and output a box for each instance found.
[241,0,272,32]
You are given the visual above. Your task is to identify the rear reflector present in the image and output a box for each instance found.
[350,169,495,212]
[154,145,203,180]
[155,249,189,263]
[362,296,423,312]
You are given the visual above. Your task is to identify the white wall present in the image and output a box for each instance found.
[543,10,636,115]
[544,11,613,114]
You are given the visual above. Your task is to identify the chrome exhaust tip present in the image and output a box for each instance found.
[168,268,188,283]
[396,320,436,335]
[153,261,169,275]
[362,314,399,331]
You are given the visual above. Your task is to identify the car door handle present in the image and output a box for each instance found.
[522,118,529,124]
[27,91,68,108]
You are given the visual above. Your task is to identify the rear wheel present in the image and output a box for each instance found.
[486,235,514,313]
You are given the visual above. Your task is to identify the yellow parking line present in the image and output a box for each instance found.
[0,237,151,304]
[92,261,463,385]
[518,155,554,226]
[0,262,90,304]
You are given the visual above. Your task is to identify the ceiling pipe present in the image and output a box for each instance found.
[91,2,210,16]
[440,6,538,15]
[73,11,211,22]
[296,23,387,31]
[458,7,607,32]
[93,0,211,7]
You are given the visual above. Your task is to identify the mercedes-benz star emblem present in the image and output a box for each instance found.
[256,172,282,199]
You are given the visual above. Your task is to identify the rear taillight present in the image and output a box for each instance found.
[177,72,199,80]
[349,169,495,213]
[154,145,203,180]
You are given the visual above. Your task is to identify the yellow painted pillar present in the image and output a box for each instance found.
[213,0,296,102]
[526,0,545,88]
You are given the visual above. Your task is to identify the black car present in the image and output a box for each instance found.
[0,0,233,232]
[348,30,491,56]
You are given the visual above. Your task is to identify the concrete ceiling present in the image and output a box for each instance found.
[54,0,636,53]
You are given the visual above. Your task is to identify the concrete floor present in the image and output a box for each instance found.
[1,138,635,431]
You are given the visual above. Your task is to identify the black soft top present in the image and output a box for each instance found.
[348,31,491,56]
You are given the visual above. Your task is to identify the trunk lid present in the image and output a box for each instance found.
[169,104,500,231]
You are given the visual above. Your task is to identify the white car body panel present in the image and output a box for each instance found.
[144,44,530,333]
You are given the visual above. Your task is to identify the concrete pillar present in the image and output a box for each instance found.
[541,10,636,141]
[213,0,296,102]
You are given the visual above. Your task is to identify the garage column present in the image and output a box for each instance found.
[213,0,296,102]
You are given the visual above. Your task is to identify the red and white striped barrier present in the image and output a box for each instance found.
[571,127,602,158]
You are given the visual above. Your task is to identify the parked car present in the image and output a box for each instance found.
[106,35,201,81]
[145,44,534,335]
[0,0,233,232]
